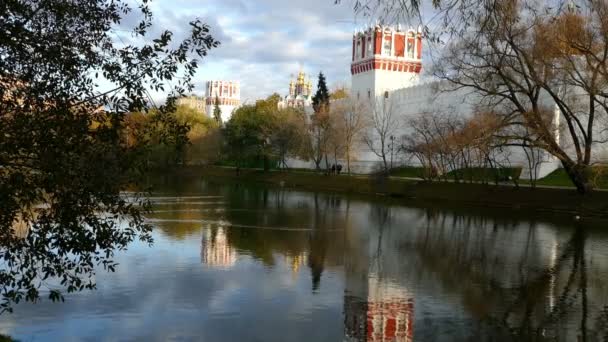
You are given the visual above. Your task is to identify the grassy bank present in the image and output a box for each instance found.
[173,166,608,218]
[522,168,608,189]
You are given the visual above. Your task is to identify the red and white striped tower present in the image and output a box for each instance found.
[350,25,423,101]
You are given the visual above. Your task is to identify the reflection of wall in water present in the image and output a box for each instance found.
[201,227,237,268]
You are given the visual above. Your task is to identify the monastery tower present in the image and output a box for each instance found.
[205,80,241,122]
[351,25,423,101]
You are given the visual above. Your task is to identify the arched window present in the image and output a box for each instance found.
[384,91,389,99]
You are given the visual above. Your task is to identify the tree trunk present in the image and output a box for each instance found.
[346,146,351,175]
[562,161,593,194]
[334,149,338,167]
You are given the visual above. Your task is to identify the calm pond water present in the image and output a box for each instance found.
[2,176,608,341]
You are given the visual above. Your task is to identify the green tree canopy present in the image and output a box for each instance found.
[0,0,218,312]
[125,104,218,168]
[312,72,330,114]
[223,94,306,171]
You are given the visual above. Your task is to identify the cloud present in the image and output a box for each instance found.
[117,0,360,101]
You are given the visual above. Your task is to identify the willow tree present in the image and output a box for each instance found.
[433,0,608,193]
[0,0,218,312]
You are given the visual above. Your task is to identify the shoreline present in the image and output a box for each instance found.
[165,166,608,219]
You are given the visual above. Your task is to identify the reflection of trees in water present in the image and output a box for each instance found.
[308,193,347,292]
[150,203,208,239]
[309,193,327,292]
[489,227,606,342]
[217,186,348,288]
[408,210,608,341]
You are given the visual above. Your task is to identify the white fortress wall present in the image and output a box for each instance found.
[285,82,562,177]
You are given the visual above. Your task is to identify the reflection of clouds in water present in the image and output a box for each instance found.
[207,280,242,315]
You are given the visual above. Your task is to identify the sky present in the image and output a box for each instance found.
[115,0,382,103]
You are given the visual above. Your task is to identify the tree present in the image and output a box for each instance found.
[0,0,218,312]
[312,72,330,114]
[137,109,191,168]
[332,97,368,174]
[363,96,401,173]
[270,108,308,169]
[173,105,219,165]
[311,72,332,170]
[310,113,330,170]
[327,113,346,168]
[213,95,222,124]
[223,94,278,171]
[330,87,349,101]
[433,0,608,193]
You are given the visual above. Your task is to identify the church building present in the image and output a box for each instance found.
[278,71,314,110]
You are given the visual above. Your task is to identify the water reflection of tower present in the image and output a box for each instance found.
[201,227,237,268]
[344,215,414,341]
[345,278,413,342]
[366,278,413,342]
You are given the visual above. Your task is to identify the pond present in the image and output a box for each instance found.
[2,176,608,341]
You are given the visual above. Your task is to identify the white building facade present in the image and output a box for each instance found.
[205,80,241,123]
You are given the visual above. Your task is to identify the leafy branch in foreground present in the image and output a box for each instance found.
[0,0,219,312]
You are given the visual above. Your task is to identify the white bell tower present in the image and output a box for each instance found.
[350,25,423,101]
